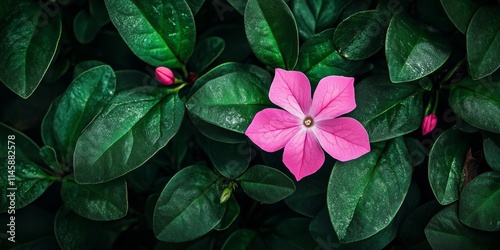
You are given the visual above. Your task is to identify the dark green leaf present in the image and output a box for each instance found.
[105,0,195,68]
[153,165,225,242]
[73,10,101,44]
[126,162,160,193]
[328,137,412,242]
[0,160,55,213]
[214,196,240,230]
[244,0,299,69]
[200,138,251,179]
[52,65,116,164]
[187,36,225,74]
[237,165,295,204]
[269,218,317,249]
[440,0,480,34]
[186,0,205,15]
[0,0,61,98]
[296,29,362,86]
[0,123,43,164]
[425,203,500,249]
[74,88,184,184]
[39,146,63,175]
[397,200,442,247]
[284,165,329,217]
[405,137,427,167]
[429,129,470,205]
[386,12,451,83]
[73,60,105,78]
[416,0,455,33]
[115,69,153,91]
[222,229,267,250]
[449,76,500,133]
[483,132,500,171]
[186,71,271,134]
[348,76,423,142]
[54,207,120,249]
[467,6,500,80]
[333,10,391,60]
[459,171,500,231]
[61,175,128,221]
[90,0,110,26]
[292,0,350,39]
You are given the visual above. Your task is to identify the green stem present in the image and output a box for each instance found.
[181,65,188,78]
[431,89,439,114]
[439,58,465,86]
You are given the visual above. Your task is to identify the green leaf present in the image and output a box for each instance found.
[61,175,128,221]
[429,129,470,205]
[54,207,120,249]
[425,203,500,249]
[73,10,101,44]
[292,0,350,39]
[386,12,451,83]
[74,87,184,184]
[52,65,116,164]
[284,165,329,217]
[187,36,225,74]
[200,138,251,179]
[39,146,63,175]
[449,76,500,133]
[105,0,195,68]
[328,137,412,242]
[296,29,362,86]
[222,229,267,250]
[90,0,111,26]
[0,123,43,163]
[227,0,247,15]
[405,137,427,167]
[467,6,500,80]
[186,0,205,15]
[348,76,424,142]
[115,69,153,91]
[397,200,443,247]
[483,132,500,171]
[73,60,105,78]
[244,0,299,69]
[440,0,480,34]
[186,71,271,134]
[126,162,160,193]
[333,10,391,60]
[214,196,240,230]
[269,218,317,249]
[0,0,61,98]
[153,165,225,242]
[459,171,500,231]
[237,165,296,204]
[0,160,55,213]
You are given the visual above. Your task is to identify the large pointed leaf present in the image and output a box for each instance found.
[483,132,500,172]
[449,76,500,134]
[105,0,195,68]
[0,0,61,98]
[61,175,128,221]
[244,0,299,69]
[153,165,225,242]
[386,12,450,83]
[74,87,184,184]
[328,137,412,243]
[440,0,480,34]
[348,76,424,142]
[467,6,500,80]
[237,165,296,204]
[459,171,500,231]
[52,65,116,164]
[428,129,470,205]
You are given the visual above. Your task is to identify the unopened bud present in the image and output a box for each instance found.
[422,114,437,135]
[155,67,175,85]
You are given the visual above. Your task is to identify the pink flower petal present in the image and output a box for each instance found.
[245,108,301,152]
[269,69,312,118]
[312,117,370,162]
[283,130,325,181]
[310,76,356,121]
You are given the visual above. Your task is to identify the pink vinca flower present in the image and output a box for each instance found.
[422,114,437,135]
[155,66,175,85]
[245,69,370,181]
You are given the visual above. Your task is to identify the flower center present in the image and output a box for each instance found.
[303,117,314,127]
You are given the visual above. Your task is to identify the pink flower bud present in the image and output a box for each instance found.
[422,114,437,135]
[155,67,175,85]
